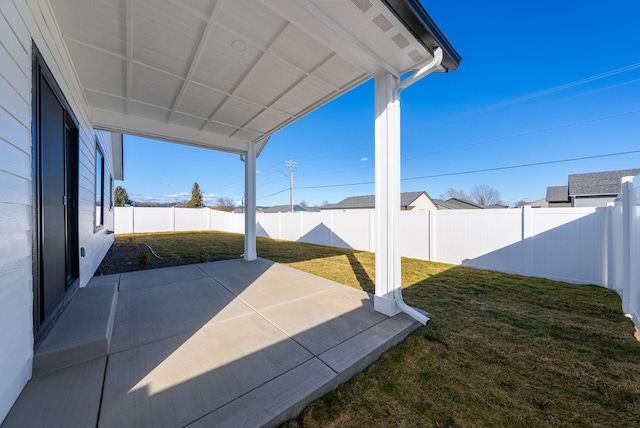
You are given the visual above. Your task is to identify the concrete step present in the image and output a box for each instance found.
[32,275,119,377]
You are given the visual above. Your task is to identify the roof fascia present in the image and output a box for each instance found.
[381,0,461,71]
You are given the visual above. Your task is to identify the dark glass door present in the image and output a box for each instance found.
[40,75,68,320]
[33,46,79,331]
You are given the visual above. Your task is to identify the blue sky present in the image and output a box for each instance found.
[121,1,640,207]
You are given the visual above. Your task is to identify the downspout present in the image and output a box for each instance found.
[239,154,246,258]
[392,47,442,325]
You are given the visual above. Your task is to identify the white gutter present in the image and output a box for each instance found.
[392,47,443,326]
[398,47,443,92]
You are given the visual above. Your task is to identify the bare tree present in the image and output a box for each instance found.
[299,200,308,208]
[470,184,502,206]
[440,188,471,201]
[211,196,236,212]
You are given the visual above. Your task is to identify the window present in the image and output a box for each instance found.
[109,175,114,209]
[95,143,104,230]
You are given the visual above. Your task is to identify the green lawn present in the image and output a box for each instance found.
[115,231,640,427]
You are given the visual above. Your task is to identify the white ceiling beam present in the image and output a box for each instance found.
[91,108,250,154]
[257,0,392,77]
[124,0,133,115]
[167,0,224,123]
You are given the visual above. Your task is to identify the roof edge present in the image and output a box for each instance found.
[381,0,461,72]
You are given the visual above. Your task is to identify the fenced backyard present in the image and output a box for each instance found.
[99,231,640,427]
[114,174,640,330]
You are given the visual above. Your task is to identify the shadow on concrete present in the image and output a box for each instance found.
[3,260,417,428]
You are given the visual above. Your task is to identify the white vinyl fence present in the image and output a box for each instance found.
[114,206,606,286]
[607,176,640,328]
[114,175,640,329]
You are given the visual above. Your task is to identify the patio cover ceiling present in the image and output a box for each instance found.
[49,0,460,155]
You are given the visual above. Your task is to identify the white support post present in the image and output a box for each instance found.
[621,177,634,314]
[374,73,402,317]
[244,143,257,261]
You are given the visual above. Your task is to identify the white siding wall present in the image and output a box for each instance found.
[81,129,116,286]
[0,2,33,422]
[0,1,116,422]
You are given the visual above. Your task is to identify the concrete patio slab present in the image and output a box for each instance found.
[110,276,254,352]
[100,312,313,428]
[261,287,387,355]
[200,260,340,310]
[2,357,106,428]
[319,313,418,376]
[187,358,339,428]
[119,264,208,291]
[4,259,420,428]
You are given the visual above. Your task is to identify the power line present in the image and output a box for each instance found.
[404,62,640,133]
[297,180,375,190]
[252,65,640,188]
[293,149,640,191]
[403,149,640,181]
[257,188,289,200]
[403,109,640,162]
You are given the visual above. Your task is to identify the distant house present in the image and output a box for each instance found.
[432,199,462,210]
[519,198,549,208]
[441,198,485,209]
[546,186,571,207]
[546,168,640,207]
[322,191,437,211]
[262,204,309,213]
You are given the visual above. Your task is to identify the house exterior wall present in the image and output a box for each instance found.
[408,194,436,210]
[0,1,116,423]
[548,201,571,208]
[572,195,616,208]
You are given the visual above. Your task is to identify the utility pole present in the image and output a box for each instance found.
[285,159,297,212]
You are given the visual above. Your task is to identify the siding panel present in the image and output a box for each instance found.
[0,76,30,129]
[0,3,32,422]
[0,12,29,76]
[0,174,30,205]
[0,139,30,180]
[0,1,118,423]
[0,44,29,102]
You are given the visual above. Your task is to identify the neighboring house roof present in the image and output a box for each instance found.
[232,206,270,213]
[322,196,375,210]
[546,168,640,203]
[262,204,307,213]
[546,185,569,202]
[432,198,462,210]
[445,198,485,209]
[568,169,640,197]
[322,191,429,210]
